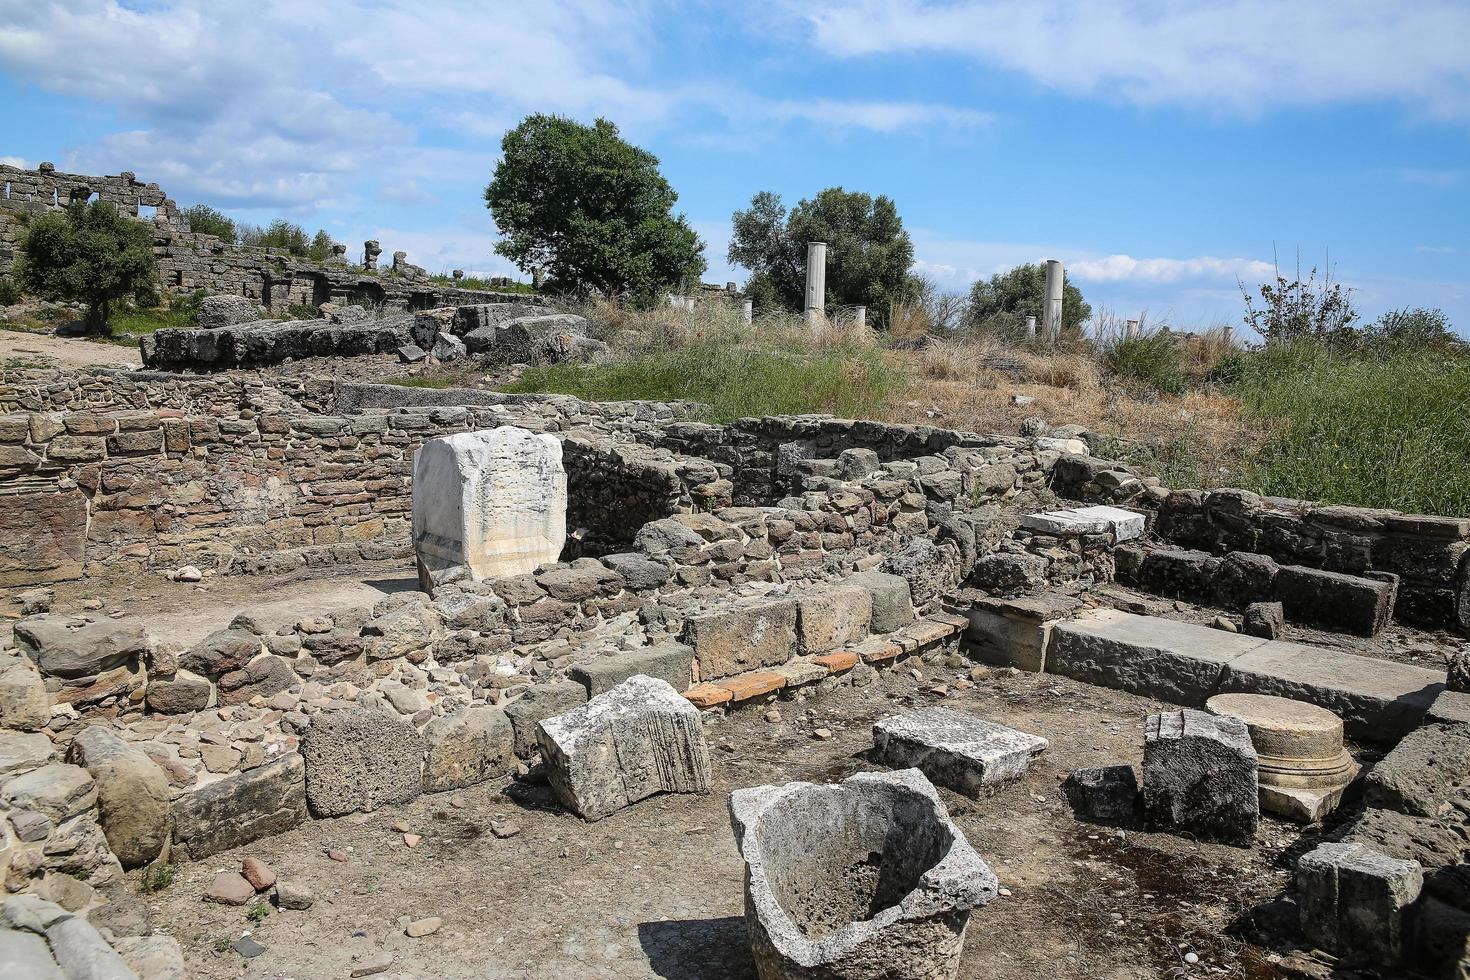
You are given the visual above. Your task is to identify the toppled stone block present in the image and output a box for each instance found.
[729,768,996,980]
[873,708,1047,796]
[1364,721,1470,819]
[1242,601,1284,639]
[198,294,264,329]
[682,598,797,680]
[422,706,514,793]
[1297,841,1423,965]
[66,727,170,868]
[568,641,694,698]
[1275,565,1396,637]
[504,681,587,759]
[171,754,307,860]
[302,709,425,817]
[796,587,872,655]
[14,615,147,679]
[397,343,427,363]
[0,656,51,730]
[431,332,466,362]
[538,675,711,822]
[843,570,915,633]
[1143,708,1258,845]
[412,427,567,589]
[1211,551,1280,609]
[1063,765,1139,823]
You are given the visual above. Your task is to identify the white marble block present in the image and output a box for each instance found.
[412,426,567,589]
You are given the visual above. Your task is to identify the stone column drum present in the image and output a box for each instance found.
[412,426,567,590]
[729,768,997,980]
[1206,692,1359,822]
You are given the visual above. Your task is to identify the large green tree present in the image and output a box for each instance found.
[485,115,705,299]
[727,188,914,324]
[17,200,157,335]
[181,203,236,242]
[966,262,1091,337]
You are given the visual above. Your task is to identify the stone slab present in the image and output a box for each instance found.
[0,490,87,587]
[873,708,1047,796]
[568,642,694,698]
[1020,505,1144,542]
[170,754,307,860]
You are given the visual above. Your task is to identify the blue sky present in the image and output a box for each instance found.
[1,0,1467,333]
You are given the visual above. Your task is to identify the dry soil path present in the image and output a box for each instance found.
[0,328,142,370]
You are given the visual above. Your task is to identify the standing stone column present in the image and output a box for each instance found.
[1025,315,1037,339]
[742,299,753,325]
[804,241,827,327]
[1125,319,1140,340]
[363,240,381,272]
[853,305,866,329]
[1043,259,1064,343]
[412,426,567,590]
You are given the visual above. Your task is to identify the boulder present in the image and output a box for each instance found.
[217,655,299,706]
[0,927,64,979]
[170,754,307,860]
[412,426,567,589]
[180,628,264,677]
[431,332,466,362]
[13,615,147,680]
[144,669,212,714]
[45,915,136,980]
[1142,708,1259,845]
[1,764,97,822]
[538,675,711,821]
[302,709,425,816]
[422,706,515,792]
[65,727,170,868]
[1063,765,1139,823]
[504,682,588,759]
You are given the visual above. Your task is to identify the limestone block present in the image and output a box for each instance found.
[65,727,170,868]
[1063,765,1139,823]
[0,927,64,979]
[0,490,87,588]
[1274,565,1396,637]
[1340,807,1466,870]
[0,730,58,778]
[1364,721,1470,819]
[538,675,711,822]
[1143,708,1259,845]
[1,764,97,823]
[412,426,567,590]
[170,755,307,860]
[302,708,425,816]
[1020,505,1144,541]
[843,570,915,633]
[14,615,147,680]
[45,915,136,980]
[1297,841,1422,964]
[198,294,263,328]
[504,681,588,759]
[422,706,514,793]
[681,599,798,680]
[963,592,1082,672]
[873,708,1047,796]
[729,768,996,980]
[568,642,694,698]
[796,587,872,655]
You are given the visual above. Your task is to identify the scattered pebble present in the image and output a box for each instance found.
[403,833,422,848]
[391,819,411,833]
[812,728,833,740]
[326,849,349,862]
[350,951,394,977]
[490,820,521,839]
[232,935,266,958]
[406,916,443,938]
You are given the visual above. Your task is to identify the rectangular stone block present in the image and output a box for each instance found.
[1021,505,1145,542]
[1143,708,1258,845]
[873,708,1047,797]
[0,490,88,587]
[171,755,307,860]
[682,598,797,680]
[1297,841,1423,964]
[1274,565,1396,637]
[568,642,695,698]
[964,593,1084,672]
[796,586,872,654]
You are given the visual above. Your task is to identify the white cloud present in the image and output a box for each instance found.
[766,98,990,133]
[0,156,26,168]
[800,0,1470,119]
[1069,254,1275,285]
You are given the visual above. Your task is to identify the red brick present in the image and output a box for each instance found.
[683,683,731,709]
[716,671,787,702]
[811,651,859,674]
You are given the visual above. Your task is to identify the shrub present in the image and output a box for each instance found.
[16,200,157,334]
[966,262,1091,339]
[0,277,21,306]
[1104,332,1186,395]
[1240,256,1359,343]
[1364,307,1458,351]
[181,204,236,241]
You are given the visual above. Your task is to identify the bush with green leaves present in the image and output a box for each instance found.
[181,204,236,242]
[0,276,21,306]
[727,188,914,325]
[964,262,1091,339]
[1240,259,1358,343]
[485,114,705,301]
[1103,332,1186,395]
[238,220,337,262]
[16,200,157,334]
[1363,307,1458,351]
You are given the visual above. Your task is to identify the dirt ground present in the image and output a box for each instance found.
[131,665,1334,980]
[0,327,141,370]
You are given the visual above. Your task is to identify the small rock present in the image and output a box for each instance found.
[405,916,442,938]
[203,872,255,906]
[969,666,989,682]
[19,588,52,616]
[490,820,520,839]
[273,880,314,910]
[1211,615,1238,633]
[351,951,394,977]
[763,708,782,724]
[403,833,421,848]
[81,598,104,610]
[326,848,349,862]
[174,566,203,583]
[812,728,833,740]
[1184,951,1199,965]
[241,857,276,892]
[232,935,266,957]
[391,819,410,833]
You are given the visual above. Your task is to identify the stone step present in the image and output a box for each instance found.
[1045,609,1443,743]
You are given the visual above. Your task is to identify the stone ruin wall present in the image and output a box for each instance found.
[0,163,535,314]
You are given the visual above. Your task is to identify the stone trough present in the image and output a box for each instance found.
[729,768,997,980]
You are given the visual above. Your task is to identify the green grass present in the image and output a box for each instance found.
[1231,341,1470,515]
[429,272,538,294]
[503,336,908,423]
[385,376,455,389]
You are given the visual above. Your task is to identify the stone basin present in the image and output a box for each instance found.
[729,768,997,980]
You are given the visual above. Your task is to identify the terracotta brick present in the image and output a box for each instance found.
[854,637,904,664]
[683,683,732,709]
[811,651,859,674]
[716,671,787,702]
[904,619,959,646]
